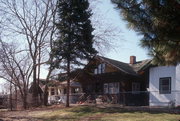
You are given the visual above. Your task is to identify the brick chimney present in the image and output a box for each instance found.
[130,56,136,64]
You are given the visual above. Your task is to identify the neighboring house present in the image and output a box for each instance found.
[149,64,180,107]
[48,80,82,104]
[79,55,151,106]
[36,78,82,104]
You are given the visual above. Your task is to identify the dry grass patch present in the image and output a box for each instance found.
[101,112,180,121]
[1,105,180,121]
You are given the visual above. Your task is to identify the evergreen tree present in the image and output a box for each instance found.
[112,0,180,65]
[53,0,97,107]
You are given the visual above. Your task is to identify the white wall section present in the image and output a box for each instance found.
[149,65,179,107]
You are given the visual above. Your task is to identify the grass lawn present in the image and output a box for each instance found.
[1,105,180,121]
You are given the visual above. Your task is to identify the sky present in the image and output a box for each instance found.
[0,0,150,93]
[92,0,150,63]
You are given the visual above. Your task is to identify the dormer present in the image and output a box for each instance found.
[94,63,106,74]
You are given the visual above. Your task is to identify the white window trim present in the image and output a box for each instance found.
[103,82,119,94]
[94,63,106,74]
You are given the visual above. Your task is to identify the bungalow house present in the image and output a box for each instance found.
[149,64,180,107]
[78,55,151,106]
[33,55,151,106]
[36,78,83,104]
[30,55,180,107]
[48,80,82,104]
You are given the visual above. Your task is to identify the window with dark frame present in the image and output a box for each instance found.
[159,77,171,94]
[104,83,108,94]
[63,88,67,94]
[71,88,80,93]
[132,82,140,94]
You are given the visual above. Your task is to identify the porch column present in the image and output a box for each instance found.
[48,87,51,96]
[57,88,60,95]
[54,87,57,95]
[69,87,71,95]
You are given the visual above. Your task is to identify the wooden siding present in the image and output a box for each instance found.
[79,57,149,106]
[104,63,119,73]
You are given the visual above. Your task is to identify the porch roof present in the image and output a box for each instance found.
[60,80,81,87]
[38,79,81,88]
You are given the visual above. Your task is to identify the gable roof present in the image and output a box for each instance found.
[131,59,152,72]
[96,56,151,75]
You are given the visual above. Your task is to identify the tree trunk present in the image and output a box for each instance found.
[37,49,41,105]
[9,82,13,111]
[44,85,49,106]
[43,67,54,106]
[23,93,27,109]
[15,86,17,109]
[66,60,70,107]
[32,63,38,107]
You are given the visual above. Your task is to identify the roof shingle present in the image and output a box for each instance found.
[97,56,151,75]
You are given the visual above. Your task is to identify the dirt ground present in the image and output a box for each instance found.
[0,104,180,121]
[0,105,104,121]
[0,105,64,121]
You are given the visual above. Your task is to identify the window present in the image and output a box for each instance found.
[75,88,80,93]
[101,63,105,73]
[63,88,67,94]
[56,88,58,95]
[71,88,80,93]
[159,77,171,94]
[103,82,119,94]
[94,63,105,74]
[109,83,114,94]
[51,88,55,95]
[104,83,108,94]
[98,64,101,74]
[94,69,98,74]
[132,82,140,93]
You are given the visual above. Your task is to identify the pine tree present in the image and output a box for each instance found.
[53,0,97,107]
[112,0,180,65]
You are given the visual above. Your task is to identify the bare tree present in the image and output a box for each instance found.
[0,40,33,109]
[0,0,123,108]
[89,0,123,54]
[0,0,57,106]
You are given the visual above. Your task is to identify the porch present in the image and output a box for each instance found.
[79,71,149,106]
[78,91,149,106]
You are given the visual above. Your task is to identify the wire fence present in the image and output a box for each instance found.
[1,90,180,109]
[77,90,180,107]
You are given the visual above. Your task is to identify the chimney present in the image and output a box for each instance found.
[130,56,136,64]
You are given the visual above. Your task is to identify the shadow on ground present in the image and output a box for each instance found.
[69,105,180,114]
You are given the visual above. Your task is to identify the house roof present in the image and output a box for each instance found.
[38,78,81,88]
[61,80,81,87]
[131,59,152,72]
[96,56,151,75]
[58,69,83,82]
